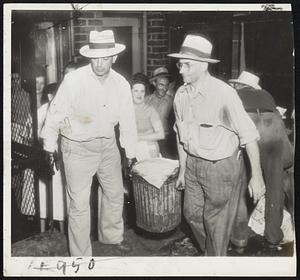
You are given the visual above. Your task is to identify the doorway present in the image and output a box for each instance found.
[101,17,142,79]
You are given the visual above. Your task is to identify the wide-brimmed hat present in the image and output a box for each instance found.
[168,34,220,63]
[229,71,262,90]
[79,30,126,58]
[149,67,171,82]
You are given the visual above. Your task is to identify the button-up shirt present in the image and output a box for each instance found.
[40,64,137,158]
[173,72,259,160]
[145,92,173,135]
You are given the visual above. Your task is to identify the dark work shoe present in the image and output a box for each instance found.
[234,246,245,255]
[114,241,132,253]
[228,243,246,255]
[268,243,283,251]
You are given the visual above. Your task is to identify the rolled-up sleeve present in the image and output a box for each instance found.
[225,89,260,146]
[118,81,138,159]
[40,76,72,152]
[173,93,180,134]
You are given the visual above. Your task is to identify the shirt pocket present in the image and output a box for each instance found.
[187,123,227,151]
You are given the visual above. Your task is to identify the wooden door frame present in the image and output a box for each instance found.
[101,17,142,74]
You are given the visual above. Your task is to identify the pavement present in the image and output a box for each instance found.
[11,221,294,257]
[11,186,294,257]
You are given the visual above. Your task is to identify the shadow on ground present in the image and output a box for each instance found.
[11,185,294,257]
[11,224,294,257]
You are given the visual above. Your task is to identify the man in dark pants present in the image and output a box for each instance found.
[229,71,294,251]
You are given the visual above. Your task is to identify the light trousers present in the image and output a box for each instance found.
[61,136,124,256]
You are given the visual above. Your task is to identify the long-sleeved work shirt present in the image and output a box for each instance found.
[173,72,259,161]
[40,64,137,158]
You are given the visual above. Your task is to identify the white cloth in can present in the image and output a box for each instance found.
[132,158,179,189]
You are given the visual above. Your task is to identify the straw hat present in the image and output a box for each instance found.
[168,34,220,63]
[149,67,171,82]
[229,71,262,90]
[79,30,126,58]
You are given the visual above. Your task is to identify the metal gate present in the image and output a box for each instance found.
[11,72,40,217]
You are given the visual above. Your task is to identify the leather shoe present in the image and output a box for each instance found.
[268,243,283,251]
[114,241,132,253]
[234,246,245,254]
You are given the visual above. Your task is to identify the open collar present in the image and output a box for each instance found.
[87,63,113,83]
[184,72,212,99]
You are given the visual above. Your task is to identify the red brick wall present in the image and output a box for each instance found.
[146,12,169,77]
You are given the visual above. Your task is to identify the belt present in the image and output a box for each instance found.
[246,108,274,113]
[190,148,241,164]
[61,135,111,143]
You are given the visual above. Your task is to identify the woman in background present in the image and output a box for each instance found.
[38,83,67,233]
[130,73,165,161]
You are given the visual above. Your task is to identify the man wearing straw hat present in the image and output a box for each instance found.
[41,30,137,256]
[146,67,174,158]
[229,71,294,251]
[168,34,266,256]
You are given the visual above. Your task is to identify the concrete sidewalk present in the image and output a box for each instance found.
[11,224,294,257]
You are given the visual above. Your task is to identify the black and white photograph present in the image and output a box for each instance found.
[4,2,296,276]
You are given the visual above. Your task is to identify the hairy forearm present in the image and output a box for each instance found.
[245,141,263,177]
[176,135,187,174]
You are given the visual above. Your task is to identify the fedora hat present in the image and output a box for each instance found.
[168,34,220,63]
[79,30,126,58]
[229,71,262,90]
[149,67,171,82]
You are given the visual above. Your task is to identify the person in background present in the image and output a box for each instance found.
[229,71,294,251]
[146,67,174,158]
[168,34,265,256]
[38,83,67,233]
[41,30,137,256]
[130,73,165,161]
[35,67,46,109]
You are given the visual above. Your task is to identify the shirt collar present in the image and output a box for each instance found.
[186,72,212,99]
[87,63,113,83]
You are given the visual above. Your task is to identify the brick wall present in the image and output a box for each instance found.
[72,11,171,77]
[71,11,240,80]
[146,12,169,77]
[72,11,103,61]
